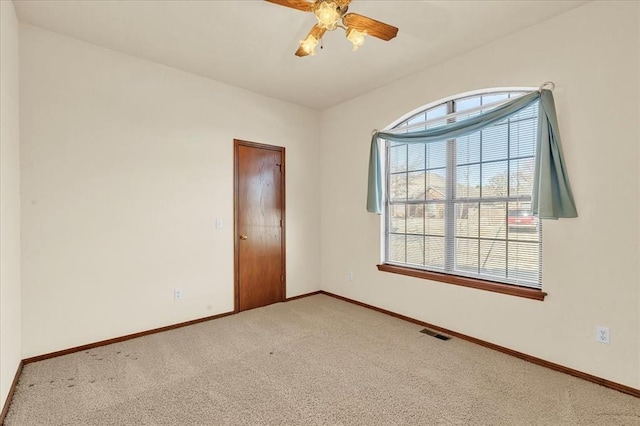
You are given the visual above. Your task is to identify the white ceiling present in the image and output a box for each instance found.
[13,0,587,110]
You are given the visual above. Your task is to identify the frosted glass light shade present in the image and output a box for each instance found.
[314,1,340,31]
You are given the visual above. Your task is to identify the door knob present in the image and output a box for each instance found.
[239,234,248,240]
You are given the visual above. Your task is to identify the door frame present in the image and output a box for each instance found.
[233,139,286,313]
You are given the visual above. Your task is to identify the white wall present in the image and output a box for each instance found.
[20,25,321,358]
[0,0,22,410]
[320,1,640,388]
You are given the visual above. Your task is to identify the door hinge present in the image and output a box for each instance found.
[280,274,284,283]
[276,163,283,172]
[280,219,283,227]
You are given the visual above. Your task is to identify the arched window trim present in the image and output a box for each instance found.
[382,87,537,132]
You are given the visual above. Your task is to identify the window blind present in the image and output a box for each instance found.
[385,92,542,289]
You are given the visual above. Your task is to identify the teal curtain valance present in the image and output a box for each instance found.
[366,89,577,219]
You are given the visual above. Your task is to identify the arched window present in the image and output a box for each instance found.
[384,89,542,290]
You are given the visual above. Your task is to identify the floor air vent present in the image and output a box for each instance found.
[420,328,452,341]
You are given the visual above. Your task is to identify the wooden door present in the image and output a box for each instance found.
[234,140,285,312]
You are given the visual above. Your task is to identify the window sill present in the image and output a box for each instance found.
[377,264,547,301]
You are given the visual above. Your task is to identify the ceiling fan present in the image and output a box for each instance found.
[265,0,398,57]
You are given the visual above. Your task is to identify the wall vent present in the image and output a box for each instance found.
[420,328,451,341]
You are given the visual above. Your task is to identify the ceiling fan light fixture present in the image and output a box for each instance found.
[346,27,366,51]
[299,34,319,55]
[314,1,341,31]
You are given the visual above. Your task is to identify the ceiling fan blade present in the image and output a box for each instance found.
[343,13,398,41]
[294,47,310,57]
[264,0,315,12]
[295,25,326,57]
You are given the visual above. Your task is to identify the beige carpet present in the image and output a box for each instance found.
[5,294,640,425]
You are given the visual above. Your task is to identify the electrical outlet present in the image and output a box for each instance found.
[596,326,610,344]
[347,271,354,281]
[174,289,182,301]
[215,219,223,229]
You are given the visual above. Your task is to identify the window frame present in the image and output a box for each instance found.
[378,87,547,301]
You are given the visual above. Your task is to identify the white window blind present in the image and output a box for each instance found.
[385,91,542,289]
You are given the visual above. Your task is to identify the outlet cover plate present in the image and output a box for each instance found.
[596,326,610,344]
